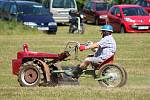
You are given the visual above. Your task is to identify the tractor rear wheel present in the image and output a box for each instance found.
[18,61,44,87]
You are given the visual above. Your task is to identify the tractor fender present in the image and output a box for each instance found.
[36,59,51,82]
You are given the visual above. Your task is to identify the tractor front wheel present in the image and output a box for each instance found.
[18,61,44,87]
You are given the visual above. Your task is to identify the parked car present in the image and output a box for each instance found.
[0,1,57,34]
[83,0,111,25]
[0,0,4,18]
[42,0,78,24]
[107,5,150,33]
[136,0,150,13]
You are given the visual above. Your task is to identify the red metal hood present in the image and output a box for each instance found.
[17,51,59,59]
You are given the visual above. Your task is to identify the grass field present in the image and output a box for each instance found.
[0,21,150,100]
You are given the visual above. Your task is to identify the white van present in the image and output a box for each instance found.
[43,0,78,23]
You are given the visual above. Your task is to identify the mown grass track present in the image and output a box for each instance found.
[0,20,150,100]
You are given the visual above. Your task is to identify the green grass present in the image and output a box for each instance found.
[0,20,150,100]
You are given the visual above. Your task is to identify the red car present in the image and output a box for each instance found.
[83,0,111,25]
[136,0,150,13]
[107,5,150,33]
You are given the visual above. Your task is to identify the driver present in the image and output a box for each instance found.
[72,24,116,79]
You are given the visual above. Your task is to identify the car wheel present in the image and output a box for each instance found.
[84,17,88,24]
[95,18,99,25]
[47,30,57,35]
[120,26,126,33]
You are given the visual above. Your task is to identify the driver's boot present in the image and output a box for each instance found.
[72,66,83,79]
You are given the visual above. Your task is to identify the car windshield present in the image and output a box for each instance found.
[143,1,150,7]
[140,1,150,7]
[96,3,110,11]
[18,4,50,15]
[0,1,4,9]
[122,7,149,16]
[52,0,75,8]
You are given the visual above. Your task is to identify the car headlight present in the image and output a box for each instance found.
[23,22,37,26]
[80,14,84,19]
[99,15,107,19]
[124,18,135,22]
[48,22,57,26]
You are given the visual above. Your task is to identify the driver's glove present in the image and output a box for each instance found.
[79,45,89,51]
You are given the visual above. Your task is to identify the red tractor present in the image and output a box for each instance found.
[12,41,127,87]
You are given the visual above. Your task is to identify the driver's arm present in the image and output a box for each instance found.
[79,42,100,51]
[88,42,99,49]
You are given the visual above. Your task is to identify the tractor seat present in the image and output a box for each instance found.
[99,54,114,67]
[91,54,115,69]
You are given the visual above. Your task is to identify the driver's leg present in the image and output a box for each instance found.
[80,60,91,69]
[72,57,104,79]
[72,60,91,79]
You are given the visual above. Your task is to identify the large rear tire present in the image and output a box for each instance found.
[98,64,127,88]
[18,61,44,87]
